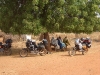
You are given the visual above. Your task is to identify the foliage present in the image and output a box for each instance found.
[0,0,100,35]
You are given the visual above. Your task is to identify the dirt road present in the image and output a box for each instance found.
[0,42,100,75]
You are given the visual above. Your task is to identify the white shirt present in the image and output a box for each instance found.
[75,39,80,45]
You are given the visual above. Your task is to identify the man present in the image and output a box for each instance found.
[0,42,4,52]
[57,36,63,49]
[75,38,83,51]
[63,36,70,49]
[42,38,48,46]
[51,37,58,46]
[51,37,59,50]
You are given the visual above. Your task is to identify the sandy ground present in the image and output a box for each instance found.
[0,41,100,75]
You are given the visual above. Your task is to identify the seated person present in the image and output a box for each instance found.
[57,36,66,49]
[51,37,58,46]
[32,40,37,48]
[0,42,4,51]
[51,37,60,50]
[74,38,83,51]
[63,36,70,48]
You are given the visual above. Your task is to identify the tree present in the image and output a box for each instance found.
[1,0,100,34]
[0,0,44,35]
[0,0,100,51]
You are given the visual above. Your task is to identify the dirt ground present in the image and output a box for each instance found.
[0,41,100,75]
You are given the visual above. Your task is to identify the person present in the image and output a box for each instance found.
[5,39,12,48]
[26,39,32,48]
[57,36,62,49]
[50,37,59,50]
[74,38,83,51]
[42,38,48,51]
[42,38,48,46]
[31,40,37,50]
[0,42,4,52]
[51,37,58,46]
[82,37,91,48]
[63,36,70,49]
[57,36,66,49]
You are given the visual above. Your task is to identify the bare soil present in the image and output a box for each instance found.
[0,41,100,75]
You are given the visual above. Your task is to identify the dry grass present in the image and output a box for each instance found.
[0,31,100,49]
[0,37,3,43]
[9,32,100,54]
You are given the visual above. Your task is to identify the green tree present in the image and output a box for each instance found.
[0,0,44,35]
[1,0,100,34]
[0,0,100,51]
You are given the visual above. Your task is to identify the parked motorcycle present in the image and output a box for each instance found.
[0,39,12,56]
[19,40,47,57]
[68,38,91,56]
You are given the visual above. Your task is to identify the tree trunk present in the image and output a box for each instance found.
[44,32,52,53]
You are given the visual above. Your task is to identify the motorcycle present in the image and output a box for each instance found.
[19,40,47,57]
[0,39,12,56]
[68,39,91,56]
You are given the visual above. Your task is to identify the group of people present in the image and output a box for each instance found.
[50,36,91,51]
[50,36,70,50]
[26,36,91,52]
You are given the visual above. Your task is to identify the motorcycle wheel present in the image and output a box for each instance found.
[4,48,12,56]
[82,46,88,55]
[82,49,88,55]
[39,49,47,56]
[19,49,28,57]
[68,47,76,56]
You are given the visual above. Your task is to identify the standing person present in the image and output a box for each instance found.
[63,36,70,49]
